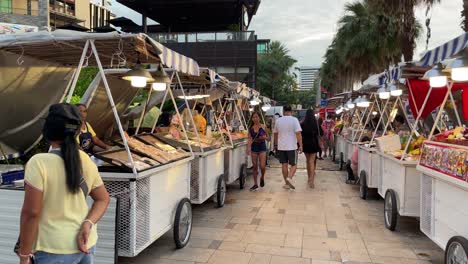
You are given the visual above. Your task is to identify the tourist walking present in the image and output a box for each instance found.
[273,105,303,190]
[18,103,110,264]
[317,117,324,160]
[301,109,321,188]
[322,114,335,158]
[247,111,269,191]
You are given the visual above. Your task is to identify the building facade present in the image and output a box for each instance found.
[0,0,112,32]
[115,0,261,88]
[298,67,320,91]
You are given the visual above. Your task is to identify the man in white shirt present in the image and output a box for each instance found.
[273,105,303,189]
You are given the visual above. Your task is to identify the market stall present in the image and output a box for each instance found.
[160,69,231,207]
[222,93,249,189]
[371,74,427,231]
[0,30,199,258]
[415,33,468,262]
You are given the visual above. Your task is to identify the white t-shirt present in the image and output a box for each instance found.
[273,115,302,151]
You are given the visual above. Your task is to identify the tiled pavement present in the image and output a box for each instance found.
[119,156,444,264]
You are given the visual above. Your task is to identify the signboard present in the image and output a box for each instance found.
[420,142,468,181]
[320,100,328,107]
[0,23,38,35]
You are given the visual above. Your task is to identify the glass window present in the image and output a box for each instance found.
[0,0,12,13]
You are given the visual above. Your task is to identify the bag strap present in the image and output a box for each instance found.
[49,149,88,198]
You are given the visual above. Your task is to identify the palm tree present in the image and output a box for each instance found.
[462,0,468,31]
[369,0,440,61]
[320,0,404,95]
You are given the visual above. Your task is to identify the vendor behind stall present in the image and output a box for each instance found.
[76,104,110,155]
[193,105,207,135]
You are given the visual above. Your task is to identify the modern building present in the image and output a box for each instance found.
[257,39,270,56]
[0,0,113,32]
[298,67,320,91]
[114,0,262,88]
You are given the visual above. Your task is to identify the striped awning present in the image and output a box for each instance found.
[418,32,468,67]
[149,38,200,76]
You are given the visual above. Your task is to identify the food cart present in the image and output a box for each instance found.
[222,92,249,189]
[372,75,426,231]
[0,30,199,258]
[155,70,231,208]
[415,33,468,262]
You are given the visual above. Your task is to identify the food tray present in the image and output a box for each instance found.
[153,133,216,152]
[94,148,159,173]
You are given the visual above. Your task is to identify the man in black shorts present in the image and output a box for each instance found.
[273,105,303,189]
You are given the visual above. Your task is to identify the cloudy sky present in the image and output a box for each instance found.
[113,1,464,68]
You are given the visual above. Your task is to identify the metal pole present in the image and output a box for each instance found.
[66,40,90,103]
[135,86,153,135]
[167,84,194,156]
[370,98,390,145]
[150,75,172,134]
[90,40,137,176]
[175,71,204,154]
[449,90,462,127]
[429,82,454,140]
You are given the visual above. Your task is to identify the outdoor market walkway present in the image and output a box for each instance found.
[119,155,444,264]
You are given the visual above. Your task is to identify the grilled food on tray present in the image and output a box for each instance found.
[102,150,158,171]
[139,134,176,152]
[124,133,170,163]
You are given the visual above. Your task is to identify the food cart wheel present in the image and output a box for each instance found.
[173,198,192,249]
[360,170,368,200]
[445,236,468,264]
[214,175,226,208]
[384,189,398,231]
[239,164,247,189]
[339,152,344,170]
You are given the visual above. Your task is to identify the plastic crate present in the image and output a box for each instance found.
[1,170,24,185]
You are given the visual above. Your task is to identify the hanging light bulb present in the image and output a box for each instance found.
[377,85,390,99]
[122,62,155,88]
[372,111,378,116]
[346,99,355,109]
[250,96,260,105]
[388,83,402,97]
[261,104,271,112]
[423,63,448,88]
[447,55,468,81]
[151,63,171,91]
[249,107,254,112]
[357,95,370,107]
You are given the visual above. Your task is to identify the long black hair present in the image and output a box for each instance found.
[301,109,319,134]
[42,104,83,193]
[249,111,261,129]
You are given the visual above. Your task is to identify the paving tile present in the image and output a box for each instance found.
[189,238,214,249]
[250,218,261,225]
[303,237,348,251]
[224,223,236,229]
[242,231,285,246]
[207,250,252,264]
[327,231,337,238]
[301,248,331,260]
[285,234,303,248]
[218,241,247,252]
[208,240,222,249]
[270,255,311,264]
[245,244,301,257]
[162,247,215,262]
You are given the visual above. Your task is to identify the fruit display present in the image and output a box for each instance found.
[434,126,468,146]
[385,134,425,160]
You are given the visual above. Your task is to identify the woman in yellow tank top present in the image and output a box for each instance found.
[18,103,110,264]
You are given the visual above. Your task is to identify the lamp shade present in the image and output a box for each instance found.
[377,86,390,99]
[357,95,370,107]
[261,104,271,112]
[447,56,468,81]
[388,83,402,97]
[423,63,449,87]
[346,99,355,109]
[152,82,167,91]
[122,64,155,88]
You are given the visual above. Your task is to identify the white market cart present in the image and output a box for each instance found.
[415,35,468,262]
[223,97,249,189]
[374,85,425,231]
[0,31,198,258]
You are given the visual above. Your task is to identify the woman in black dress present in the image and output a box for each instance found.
[301,109,321,188]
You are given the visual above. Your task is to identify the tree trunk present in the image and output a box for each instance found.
[463,0,468,32]
[401,0,416,62]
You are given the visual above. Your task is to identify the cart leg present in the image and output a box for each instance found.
[384,189,398,231]
[173,198,192,249]
[332,144,336,162]
[339,152,344,171]
[445,236,468,264]
[214,175,226,208]
[360,170,368,200]
[239,164,246,190]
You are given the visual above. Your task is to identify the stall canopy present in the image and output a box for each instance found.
[0,30,200,160]
[418,32,468,67]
